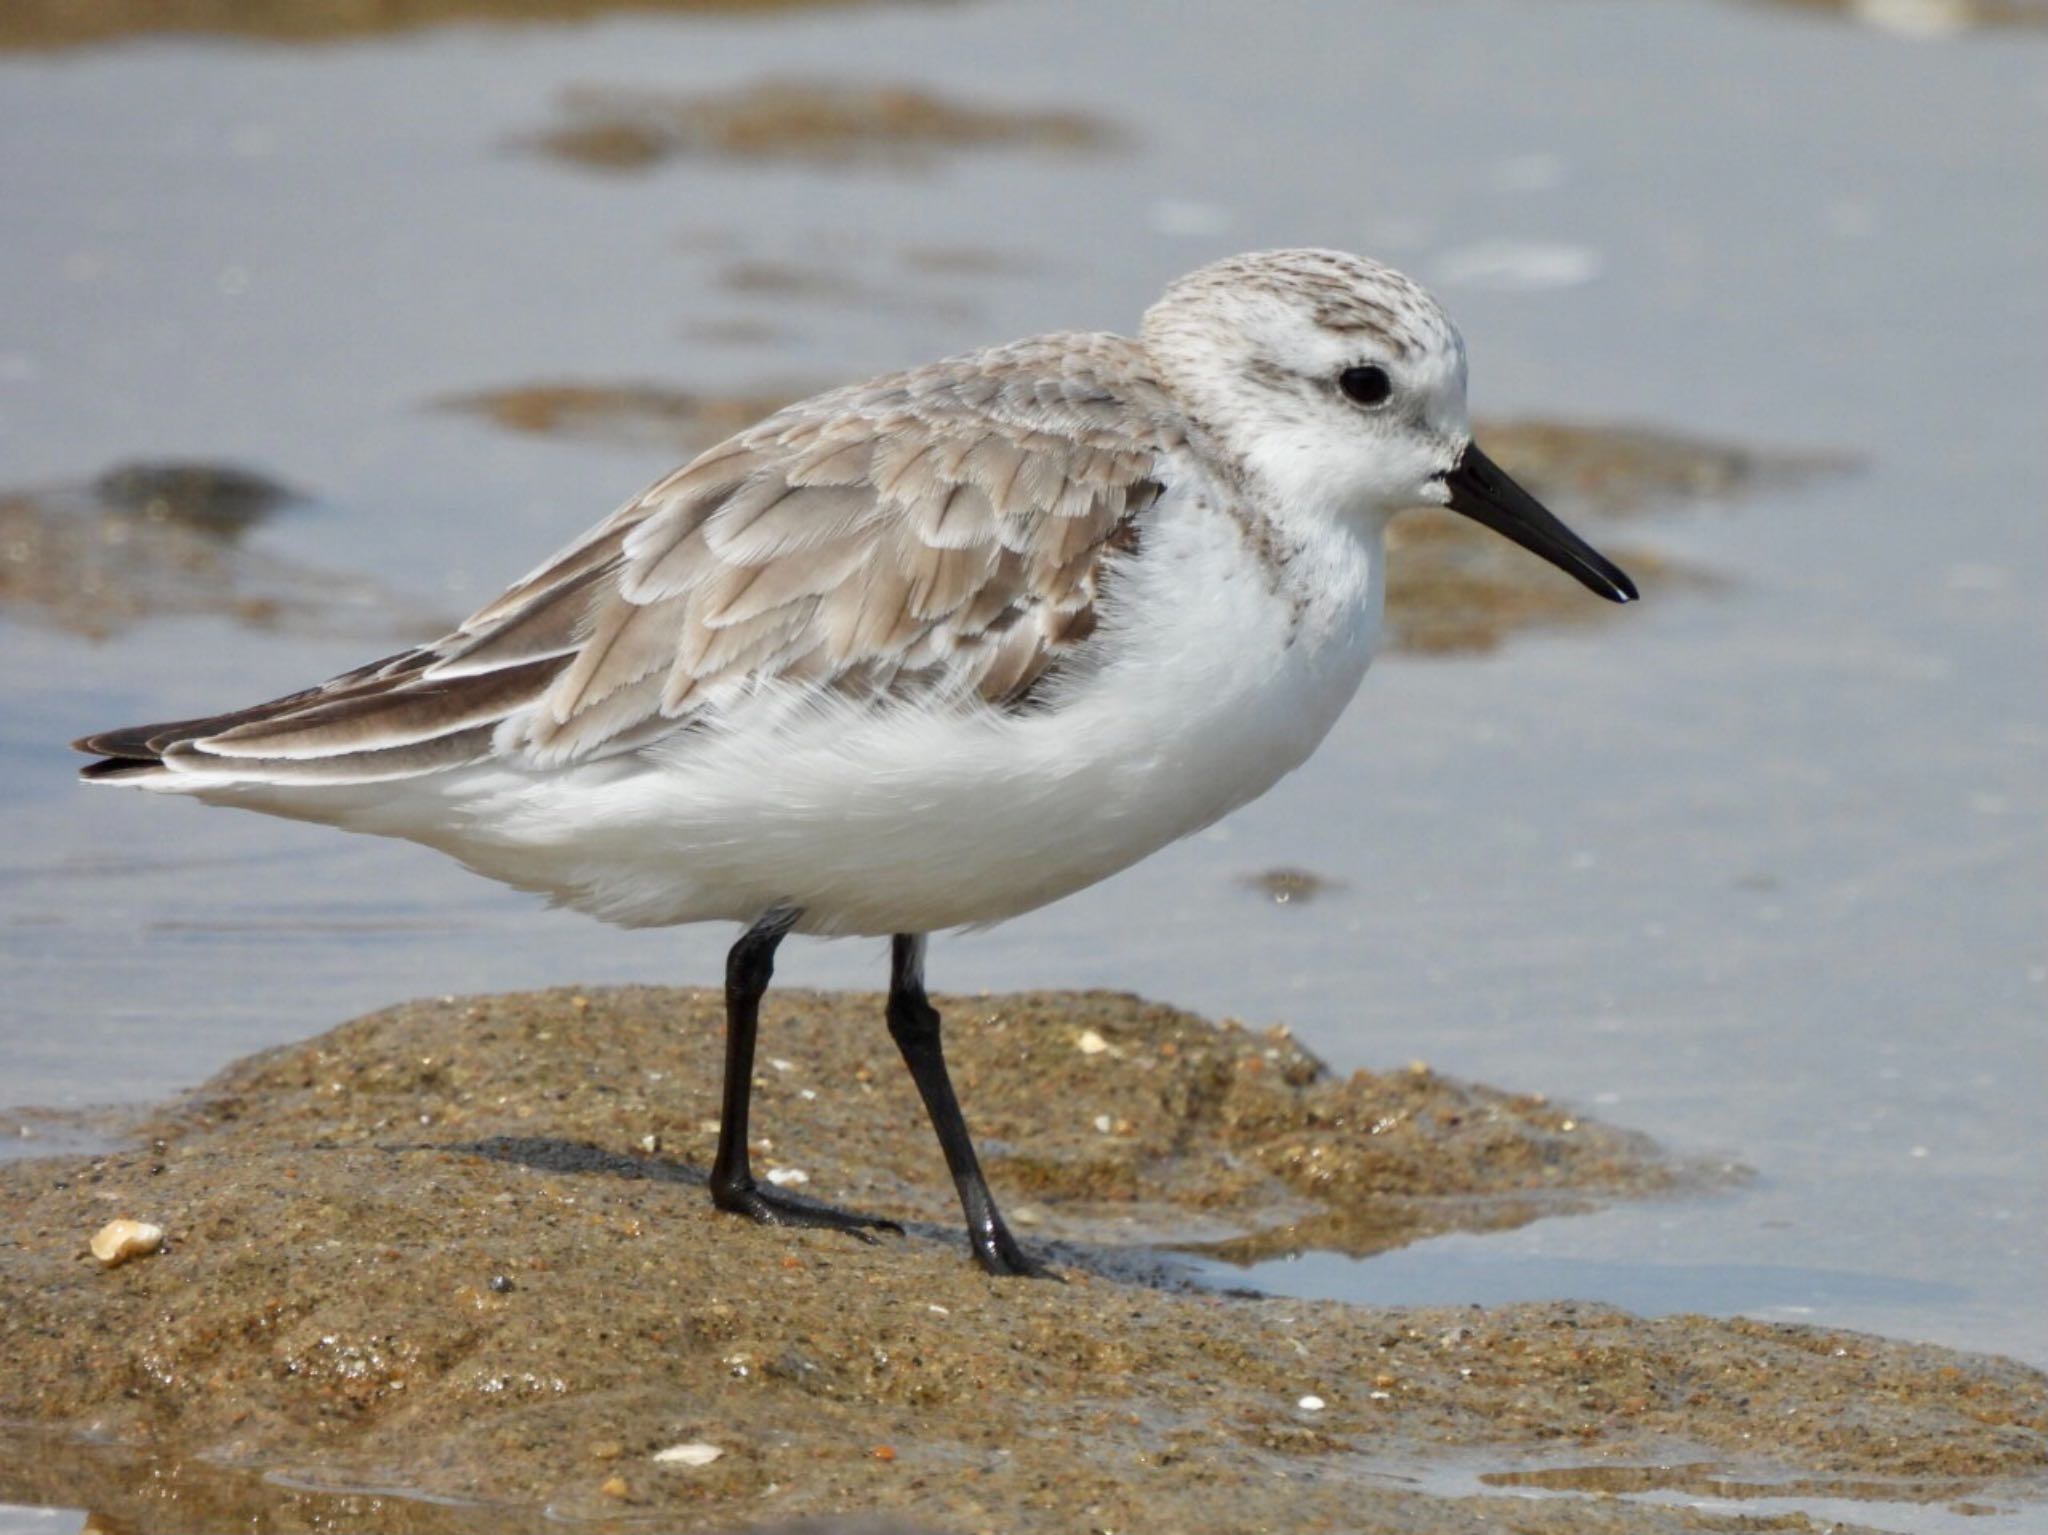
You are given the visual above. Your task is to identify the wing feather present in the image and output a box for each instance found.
[77,331,1183,784]
[428,561,610,678]
[552,593,691,721]
[915,481,999,549]
[201,656,568,759]
[698,538,870,628]
[785,435,875,487]
[699,481,880,567]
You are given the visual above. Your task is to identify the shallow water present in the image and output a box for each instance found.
[0,2,2042,1520]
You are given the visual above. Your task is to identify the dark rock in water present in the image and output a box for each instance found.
[91,460,302,539]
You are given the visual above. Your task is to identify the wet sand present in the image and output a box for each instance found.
[2,987,2040,1532]
[0,0,877,52]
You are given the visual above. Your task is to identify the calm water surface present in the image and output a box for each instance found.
[0,5,2042,1506]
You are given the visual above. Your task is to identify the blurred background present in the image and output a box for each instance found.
[1,0,2042,1395]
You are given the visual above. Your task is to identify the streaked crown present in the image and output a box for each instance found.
[1138,248,1473,519]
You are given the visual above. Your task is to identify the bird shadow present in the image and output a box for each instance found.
[435,1133,708,1187]
[375,1134,1178,1286]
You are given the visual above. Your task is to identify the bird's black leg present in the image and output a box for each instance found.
[708,906,901,1238]
[887,934,1054,1279]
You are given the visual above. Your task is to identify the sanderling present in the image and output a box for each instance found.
[74,248,1635,1276]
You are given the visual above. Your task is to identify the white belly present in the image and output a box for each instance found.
[272,499,1385,935]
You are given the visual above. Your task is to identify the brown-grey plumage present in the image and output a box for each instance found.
[79,332,1179,783]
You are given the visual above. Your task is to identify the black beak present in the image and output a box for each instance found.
[1440,442,1638,603]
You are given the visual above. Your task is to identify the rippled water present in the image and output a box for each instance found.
[1,6,2043,1530]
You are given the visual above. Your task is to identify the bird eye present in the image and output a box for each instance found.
[1338,365,1393,407]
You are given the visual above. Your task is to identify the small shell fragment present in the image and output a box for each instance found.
[764,1167,808,1186]
[1297,1394,1326,1412]
[89,1219,164,1268]
[653,1442,724,1467]
[1075,1029,1110,1055]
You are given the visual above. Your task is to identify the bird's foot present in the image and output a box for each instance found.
[711,1177,904,1241]
[971,1223,1062,1281]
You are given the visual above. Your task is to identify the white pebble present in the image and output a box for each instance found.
[89,1219,164,1267]
[1093,1114,1113,1134]
[653,1442,723,1467]
[764,1167,808,1186]
[1076,1029,1110,1055]
[1297,1394,1326,1412]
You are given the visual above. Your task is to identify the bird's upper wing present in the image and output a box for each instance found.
[78,333,1184,783]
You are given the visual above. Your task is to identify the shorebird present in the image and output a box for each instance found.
[74,249,1635,1277]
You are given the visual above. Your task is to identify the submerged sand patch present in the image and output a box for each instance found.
[0,0,878,52]
[433,382,805,457]
[0,462,446,643]
[524,80,1118,172]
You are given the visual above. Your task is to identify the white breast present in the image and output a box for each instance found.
[312,484,1386,935]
